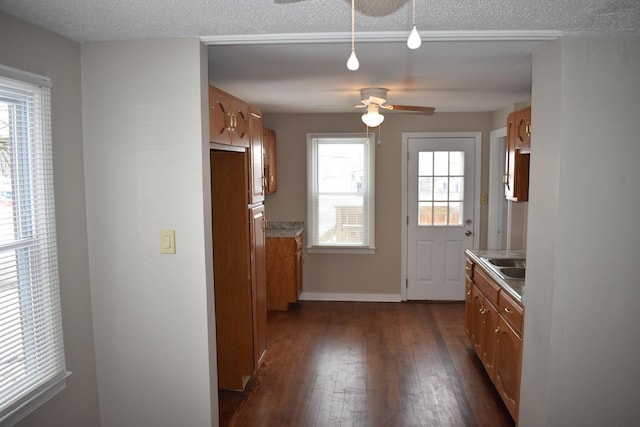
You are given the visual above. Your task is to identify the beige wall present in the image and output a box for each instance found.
[521,34,640,426]
[82,39,216,427]
[0,12,101,427]
[264,112,492,297]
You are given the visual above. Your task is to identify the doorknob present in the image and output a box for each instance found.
[465,230,472,236]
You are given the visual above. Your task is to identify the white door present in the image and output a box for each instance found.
[405,135,477,300]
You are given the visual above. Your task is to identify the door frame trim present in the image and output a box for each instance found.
[400,132,482,301]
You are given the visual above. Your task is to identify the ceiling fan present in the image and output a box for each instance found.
[356,87,435,127]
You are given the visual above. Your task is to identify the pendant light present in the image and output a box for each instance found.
[346,0,359,70]
[407,0,422,49]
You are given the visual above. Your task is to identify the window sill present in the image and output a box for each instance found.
[307,246,376,255]
[1,371,72,427]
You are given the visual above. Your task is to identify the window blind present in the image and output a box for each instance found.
[0,73,67,426]
[307,134,375,251]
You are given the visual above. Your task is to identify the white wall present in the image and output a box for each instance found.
[82,39,217,427]
[520,34,640,426]
[0,12,102,427]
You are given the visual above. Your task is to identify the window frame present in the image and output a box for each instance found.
[0,65,68,427]
[306,133,375,254]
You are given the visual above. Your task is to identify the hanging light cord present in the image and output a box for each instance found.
[346,0,360,70]
[412,0,416,26]
[351,0,355,53]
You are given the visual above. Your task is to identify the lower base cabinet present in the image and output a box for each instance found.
[466,258,524,423]
[266,234,302,311]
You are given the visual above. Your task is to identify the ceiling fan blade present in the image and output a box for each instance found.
[389,105,435,114]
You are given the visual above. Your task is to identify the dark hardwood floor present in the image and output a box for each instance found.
[219,301,514,427]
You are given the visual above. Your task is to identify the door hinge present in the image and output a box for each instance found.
[406,215,409,225]
[406,279,409,288]
[407,151,410,162]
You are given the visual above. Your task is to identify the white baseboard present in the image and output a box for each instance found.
[298,292,403,303]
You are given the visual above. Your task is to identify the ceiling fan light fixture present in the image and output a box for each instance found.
[362,105,384,127]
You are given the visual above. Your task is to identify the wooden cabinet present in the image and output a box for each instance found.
[494,316,523,422]
[464,260,474,339]
[248,107,265,204]
[494,290,524,421]
[210,150,266,390]
[465,258,524,422]
[472,268,501,378]
[266,234,303,311]
[263,127,277,194]
[505,106,531,202]
[209,85,250,147]
[249,204,267,368]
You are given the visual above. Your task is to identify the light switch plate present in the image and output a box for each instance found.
[160,229,176,254]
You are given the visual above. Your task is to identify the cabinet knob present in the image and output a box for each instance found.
[504,307,513,314]
[495,326,500,334]
[465,266,471,271]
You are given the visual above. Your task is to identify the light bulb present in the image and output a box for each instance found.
[347,51,359,71]
[407,25,422,49]
[362,111,384,127]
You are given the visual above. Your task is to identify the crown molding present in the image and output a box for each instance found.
[201,30,562,45]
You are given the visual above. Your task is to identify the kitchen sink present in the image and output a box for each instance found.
[483,257,526,268]
[480,257,526,280]
[499,267,526,279]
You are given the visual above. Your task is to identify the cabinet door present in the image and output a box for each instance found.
[263,128,277,194]
[464,276,473,339]
[494,315,523,422]
[295,235,303,298]
[504,109,530,202]
[515,107,531,152]
[248,108,265,204]
[230,97,250,148]
[209,86,232,145]
[480,299,498,379]
[471,285,485,355]
[250,205,268,368]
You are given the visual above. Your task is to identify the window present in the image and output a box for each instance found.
[418,150,465,226]
[0,67,67,426]
[307,133,375,253]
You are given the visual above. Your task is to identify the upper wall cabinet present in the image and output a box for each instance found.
[514,106,531,153]
[209,86,250,147]
[505,107,531,202]
[248,107,265,204]
[263,127,277,195]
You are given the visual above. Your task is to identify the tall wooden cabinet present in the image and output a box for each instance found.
[210,150,256,390]
[209,85,268,391]
[505,106,531,202]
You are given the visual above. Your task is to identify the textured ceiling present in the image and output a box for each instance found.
[0,0,638,42]
[1,0,638,114]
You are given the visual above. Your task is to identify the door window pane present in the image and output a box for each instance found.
[417,150,465,226]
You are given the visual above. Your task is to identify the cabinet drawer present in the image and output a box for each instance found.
[465,259,474,280]
[498,290,524,335]
[474,268,500,306]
